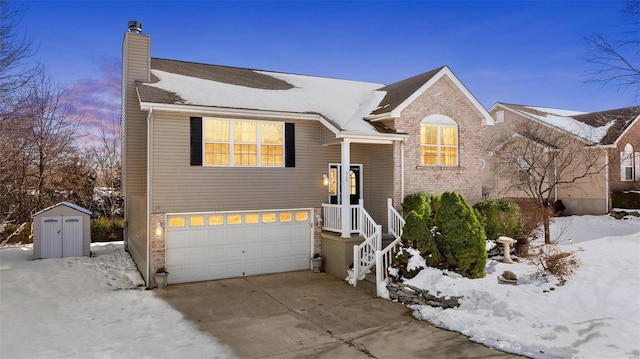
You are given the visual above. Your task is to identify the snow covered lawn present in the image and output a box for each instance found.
[0,242,234,359]
[403,214,640,359]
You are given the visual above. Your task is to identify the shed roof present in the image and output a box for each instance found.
[32,202,92,217]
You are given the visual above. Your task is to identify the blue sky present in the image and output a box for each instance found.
[14,0,637,140]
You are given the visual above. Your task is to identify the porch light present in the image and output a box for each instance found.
[322,174,329,186]
[155,222,163,237]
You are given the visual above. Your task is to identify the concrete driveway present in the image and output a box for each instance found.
[156,271,524,359]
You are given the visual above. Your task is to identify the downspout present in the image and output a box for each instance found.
[145,107,153,286]
[400,140,405,201]
[604,150,609,213]
[554,157,558,202]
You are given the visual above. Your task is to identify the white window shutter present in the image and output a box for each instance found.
[635,152,640,181]
[621,152,626,181]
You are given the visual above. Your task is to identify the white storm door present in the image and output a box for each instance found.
[62,216,83,257]
[41,217,63,258]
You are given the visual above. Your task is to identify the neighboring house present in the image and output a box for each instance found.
[121,22,493,287]
[482,103,640,215]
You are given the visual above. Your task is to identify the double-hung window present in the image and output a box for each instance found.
[620,143,639,181]
[203,118,284,166]
[420,115,458,166]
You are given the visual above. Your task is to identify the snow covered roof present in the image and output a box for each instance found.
[137,58,461,135]
[138,58,390,134]
[32,202,92,217]
[497,103,640,145]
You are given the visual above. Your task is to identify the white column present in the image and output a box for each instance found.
[341,139,351,238]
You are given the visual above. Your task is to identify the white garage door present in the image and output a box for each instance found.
[166,210,312,283]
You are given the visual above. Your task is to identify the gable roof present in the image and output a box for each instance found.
[370,67,443,115]
[492,103,640,145]
[138,58,387,134]
[32,202,92,217]
[370,66,494,126]
[137,59,491,136]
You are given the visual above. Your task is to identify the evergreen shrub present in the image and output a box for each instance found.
[434,191,487,279]
[473,198,523,241]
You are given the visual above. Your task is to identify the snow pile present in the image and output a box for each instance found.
[403,215,640,359]
[0,242,235,359]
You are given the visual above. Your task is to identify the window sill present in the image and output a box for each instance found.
[416,165,461,170]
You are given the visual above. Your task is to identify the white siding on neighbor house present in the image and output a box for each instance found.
[150,112,342,213]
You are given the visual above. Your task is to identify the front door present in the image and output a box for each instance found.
[329,164,362,205]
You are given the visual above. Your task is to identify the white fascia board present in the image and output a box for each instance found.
[611,115,640,147]
[335,131,408,144]
[498,103,592,145]
[490,132,555,155]
[389,66,494,126]
[140,102,322,122]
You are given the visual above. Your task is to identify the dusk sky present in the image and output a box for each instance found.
[14,0,637,142]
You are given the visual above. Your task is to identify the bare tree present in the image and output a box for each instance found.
[489,121,607,244]
[26,67,83,212]
[86,117,122,221]
[584,0,640,96]
[0,0,36,102]
[0,67,89,232]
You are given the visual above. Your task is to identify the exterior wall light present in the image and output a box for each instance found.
[322,174,329,186]
[155,222,163,236]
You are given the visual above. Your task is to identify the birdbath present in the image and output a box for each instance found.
[496,236,517,263]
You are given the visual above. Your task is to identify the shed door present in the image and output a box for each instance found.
[62,216,83,257]
[41,217,63,258]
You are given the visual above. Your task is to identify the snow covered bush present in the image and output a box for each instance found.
[434,191,487,279]
[390,246,426,279]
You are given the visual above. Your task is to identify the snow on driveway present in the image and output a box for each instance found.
[0,242,235,359]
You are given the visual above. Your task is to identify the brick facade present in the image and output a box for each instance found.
[392,76,485,206]
[609,119,640,192]
[149,213,166,287]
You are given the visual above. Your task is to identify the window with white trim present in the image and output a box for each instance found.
[203,118,284,166]
[420,115,458,166]
[621,143,635,181]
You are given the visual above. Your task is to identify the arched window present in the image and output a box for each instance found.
[621,143,635,181]
[420,114,458,166]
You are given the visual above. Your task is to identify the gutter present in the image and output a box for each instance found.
[140,102,322,121]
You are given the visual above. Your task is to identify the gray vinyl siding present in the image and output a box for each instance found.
[122,32,150,283]
[150,113,342,213]
[365,145,394,229]
[350,144,395,230]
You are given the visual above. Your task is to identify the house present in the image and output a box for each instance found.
[482,103,640,215]
[121,21,493,288]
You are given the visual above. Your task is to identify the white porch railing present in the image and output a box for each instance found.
[321,203,360,233]
[375,198,405,297]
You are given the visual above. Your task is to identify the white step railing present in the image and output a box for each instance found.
[375,198,405,297]
[352,200,381,285]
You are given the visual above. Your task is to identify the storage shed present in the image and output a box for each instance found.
[32,202,92,259]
